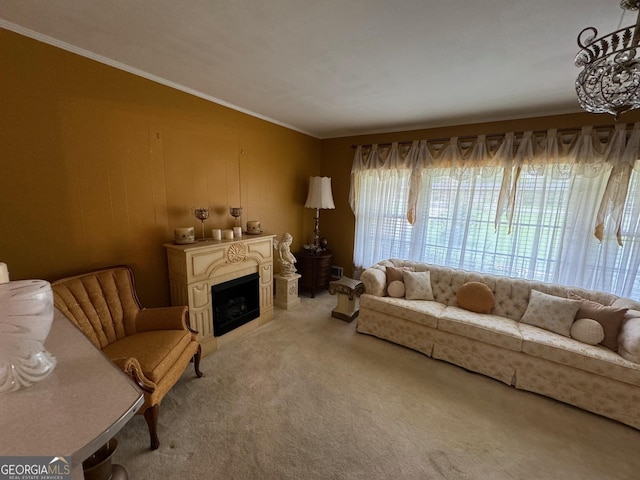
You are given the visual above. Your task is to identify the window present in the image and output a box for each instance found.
[351,128,640,299]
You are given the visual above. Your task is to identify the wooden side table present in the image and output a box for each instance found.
[329,277,365,321]
[295,250,332,298]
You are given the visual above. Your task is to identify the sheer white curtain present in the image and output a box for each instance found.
[350,123,640,298]
[350,143,415,268]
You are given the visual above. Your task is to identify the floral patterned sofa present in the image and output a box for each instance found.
[357,259,640,430]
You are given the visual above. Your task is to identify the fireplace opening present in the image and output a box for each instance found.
[211,272,260,337]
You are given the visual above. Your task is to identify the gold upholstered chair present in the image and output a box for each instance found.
[52,265,202,450]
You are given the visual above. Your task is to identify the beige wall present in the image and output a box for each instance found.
[0,29,321,306]
[321,112,640,278]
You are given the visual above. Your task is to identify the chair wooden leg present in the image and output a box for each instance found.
[144,404,160,450]
[193,344,203,378]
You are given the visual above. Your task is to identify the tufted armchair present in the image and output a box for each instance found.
[51,265,202,450]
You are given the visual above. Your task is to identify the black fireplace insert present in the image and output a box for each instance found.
[211,272,260,337]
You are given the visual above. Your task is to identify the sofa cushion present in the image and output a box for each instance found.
[568,292,627,351]
[570,318,605,345]
[359,294,443,328]
[433,334,519,385]
[103,330,192,384]
[403,270,434,300]
[438,306,523,351]
[457,282,495,314]
[356,306,439,357]
[518,323,640,387]
[520,290,581,337]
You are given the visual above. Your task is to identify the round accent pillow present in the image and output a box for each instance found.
[387,280,405,298]
[457,282,495,314]
[570,318,605,345]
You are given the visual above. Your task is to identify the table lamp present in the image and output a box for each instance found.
[304,176,335,252]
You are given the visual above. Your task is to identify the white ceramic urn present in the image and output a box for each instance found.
[0,280,56,392]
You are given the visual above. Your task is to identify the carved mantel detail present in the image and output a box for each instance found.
[227,242,247,263]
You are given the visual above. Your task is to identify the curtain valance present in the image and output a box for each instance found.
[350,123,640,244]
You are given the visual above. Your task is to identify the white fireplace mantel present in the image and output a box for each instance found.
[165,233,275,356]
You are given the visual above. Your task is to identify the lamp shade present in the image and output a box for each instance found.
[304,176,335,209]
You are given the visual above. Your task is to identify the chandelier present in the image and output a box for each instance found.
[575,0,640,118]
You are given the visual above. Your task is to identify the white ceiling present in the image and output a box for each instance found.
[0,1,624,139]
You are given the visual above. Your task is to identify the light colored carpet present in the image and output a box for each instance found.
[114,292,640,479]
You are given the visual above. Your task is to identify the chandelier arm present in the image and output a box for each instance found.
[577,27,598,49]
[633,8,640,46]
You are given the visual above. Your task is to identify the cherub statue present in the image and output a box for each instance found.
[273,232,297,276]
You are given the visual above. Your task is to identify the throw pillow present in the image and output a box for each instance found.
[570,318,605,345]
[567,292,628,351]
[385,266,405,287]
[520,290,581,337]
[457,282,495,314]
[403,270,434,301]
[387,280,405,298]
